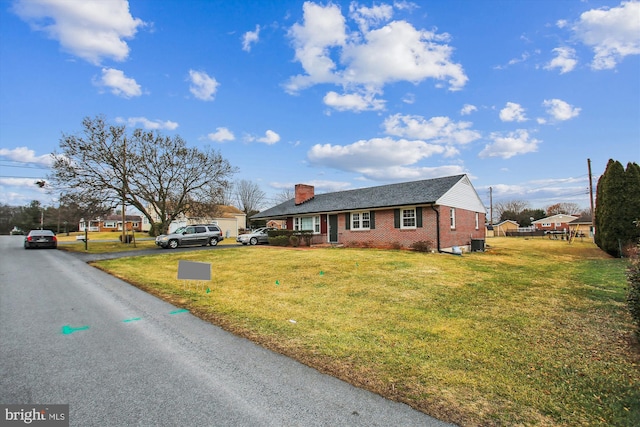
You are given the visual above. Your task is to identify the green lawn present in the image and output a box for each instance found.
[92,237,639,426]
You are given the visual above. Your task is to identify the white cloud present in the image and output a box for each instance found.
[286,2,346,92]
[479,129,540,159]
[460,104,477,115]
[188,70,219,101]
[499,102,527,122]
[286,2,467,101]
[12,0,145,65]
[556,19,569,29]
[323,91,385,112]
[383,113,481,145]
[572,1,640,70]
[308,137,444,170]
[542,99,581,121]
[545,47,578,74]
[242,25,260,52]
[257,130,281,145]
[207,127,235,142]
[349,2,393,32]
[402,93,415,104]
[116,117,178,130]
[356,164,466,181]
[0,147,52,166]
[95,68,142,98]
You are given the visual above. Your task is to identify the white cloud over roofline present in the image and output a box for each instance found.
[479,129,540,159]
[308,137,445,171]
[383,114,481,145]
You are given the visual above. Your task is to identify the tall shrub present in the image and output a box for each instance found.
[595,159,639,257]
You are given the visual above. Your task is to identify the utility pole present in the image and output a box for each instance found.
[122,137,127,244]
[587,158,595,242]
[489,186,493,225]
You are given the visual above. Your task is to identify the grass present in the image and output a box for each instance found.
[56,231,237,253]
[92,237,639,426]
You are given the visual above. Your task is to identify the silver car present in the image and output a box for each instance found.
[156,224,223,249]
[236,227,276,245]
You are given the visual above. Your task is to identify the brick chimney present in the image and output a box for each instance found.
[295,184,314,205]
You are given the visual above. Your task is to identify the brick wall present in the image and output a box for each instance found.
[285,205,485,249]
[338,206,485,249]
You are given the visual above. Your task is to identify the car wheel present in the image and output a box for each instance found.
[250,237,258,245]
[209,238,218,246]
[168,239,179,249]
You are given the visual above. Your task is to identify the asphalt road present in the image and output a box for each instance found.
[0,236,454,426]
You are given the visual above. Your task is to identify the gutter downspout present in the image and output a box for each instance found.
[430,204,441,253]
[430,204,461,256]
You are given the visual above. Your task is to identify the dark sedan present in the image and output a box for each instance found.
[24,229,57,249]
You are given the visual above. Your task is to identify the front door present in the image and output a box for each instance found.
[329,215,338,243]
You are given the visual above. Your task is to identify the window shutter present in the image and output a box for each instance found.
[394,209,400,228]
[370,211,375,229]
[416,207,423,228]
[345,213,350,230]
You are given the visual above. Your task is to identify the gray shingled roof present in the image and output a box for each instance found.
[252,174,465,219]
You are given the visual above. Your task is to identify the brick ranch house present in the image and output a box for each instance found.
[251,174,486,252]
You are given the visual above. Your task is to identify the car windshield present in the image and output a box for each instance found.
[173,227,186,234]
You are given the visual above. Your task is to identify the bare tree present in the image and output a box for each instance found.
[494,199,530,221]
[274,188,294,204]
[235,180,265,214]
[545,202,583,216]
[49,116,236,235]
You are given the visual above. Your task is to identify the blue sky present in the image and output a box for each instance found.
[1,0,638,214]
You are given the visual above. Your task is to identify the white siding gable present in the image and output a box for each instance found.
[436,175,486,213]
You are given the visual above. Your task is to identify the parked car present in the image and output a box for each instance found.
[24,229,57,249]
[155,224,223,249]
[236,227,276,245]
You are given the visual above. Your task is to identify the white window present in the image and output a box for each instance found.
[294,216,321,234]
[351,211,370,230]
[475,212,479,230]
[450,208,456,229]
[402,208,416,229]
[104,221,117,228]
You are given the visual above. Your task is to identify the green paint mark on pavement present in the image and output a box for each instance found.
[169,308,189,315]
[123,317,142,323]
[61,325,89,335]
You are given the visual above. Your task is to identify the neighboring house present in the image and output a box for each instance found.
[266,220,286,230]
[532,214,580,233]
[568,214,594,237]
[79,215,143,232]
[492,220,519,237]
[159,205,247,238]
[251,174,486,252]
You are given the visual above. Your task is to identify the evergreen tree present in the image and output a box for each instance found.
[595,159,638,256]
[624,162,640,243]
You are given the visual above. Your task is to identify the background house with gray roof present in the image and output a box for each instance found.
[252,174,486,251]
